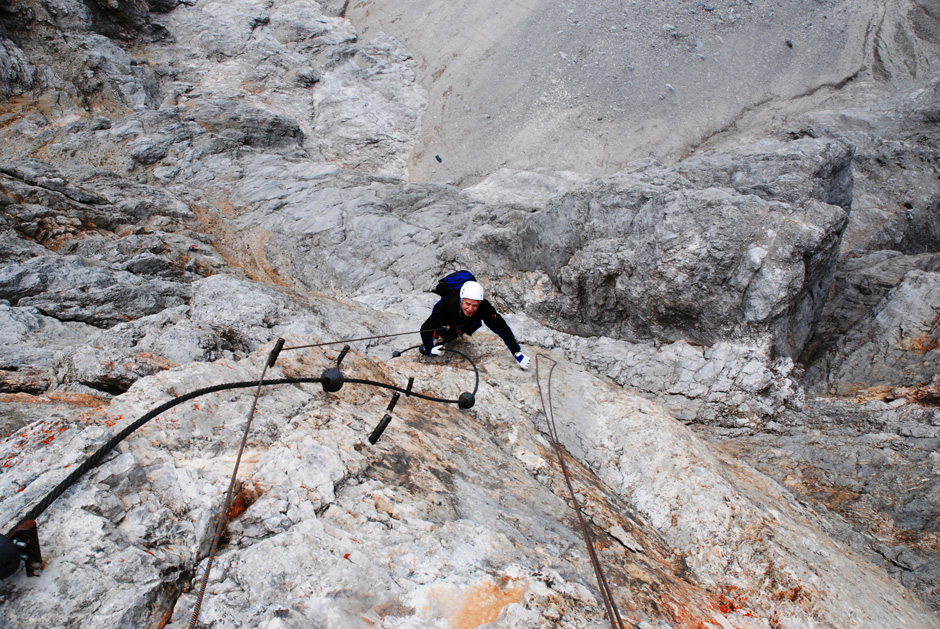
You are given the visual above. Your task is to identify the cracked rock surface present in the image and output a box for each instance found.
[1,0,940,625]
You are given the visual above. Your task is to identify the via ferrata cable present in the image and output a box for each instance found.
[2,333,480,591]
[283,326,452,351]
[188,341,276,629]
[536,354,628,629]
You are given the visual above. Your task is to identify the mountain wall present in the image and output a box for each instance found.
[345,0,940,185]
[1,0,939,626]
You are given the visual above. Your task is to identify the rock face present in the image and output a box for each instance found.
[699,396,940,618]
[345,0,940,185]
[482,141,850,358]
[0,339,936,628]
[807,269,940,396]
[0,0,939,625]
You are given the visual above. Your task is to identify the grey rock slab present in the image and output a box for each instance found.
[465,167,591,208]
[0,254,191,328]
[186,155,474,298]
[0,391,110,440]
[2,340,936,627]
[675,137,855,211]
[1,0,940,621]
[311,33,427,179]
[182,98,304,150]
[809,269,940,395]
[0,346,605,627]
[543,359,937,627]
[345,0,935,185]
[6,0,162,110]
[0,37,37,98]
[0,161,197,243]
[486,150,848,358]
[793,81,940,257]
[59,305,224,394]
[55,271,401,394]
[0,304,97,371]
[703,397,940,615]
[147,0,424,178]
[802,250,940,373]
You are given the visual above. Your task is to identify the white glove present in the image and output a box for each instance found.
[430,346,444,356]
[514,352,530,370]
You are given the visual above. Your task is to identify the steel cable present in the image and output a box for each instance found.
[282,327,452,351]
[189,354,273,628]
[3,338,629,627]
[6,358,478,537]
[2,329,477,626]
[8,379,266,534]
[535,355,628,629]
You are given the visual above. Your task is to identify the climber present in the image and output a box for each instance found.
[420,280,531,369]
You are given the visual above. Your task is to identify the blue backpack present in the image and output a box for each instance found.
[432,270,475,297]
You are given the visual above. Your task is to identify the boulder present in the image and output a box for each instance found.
[808,269,940,396]
[801,251,940,379]
[488,149,848,358]
[0,254,191,328]
[0,37,37,98]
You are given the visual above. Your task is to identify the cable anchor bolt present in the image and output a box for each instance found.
[336,345,350,368]
[368,414,393,445]
[266,338,285,368]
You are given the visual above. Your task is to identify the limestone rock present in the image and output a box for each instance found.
[809,269,940,396]
[345,0,940,185]
[0,37,37,98]
[699,396,940,615]
[0,254,191,328]
[486,148,848,358]
[0,304,94,372]
[675,138,855,211]
[798,78,940,257]
[183,99,304,151]
[0,340,935,628]
[1,0,940,623]
[805,253,940,354]
[545,358,936,628]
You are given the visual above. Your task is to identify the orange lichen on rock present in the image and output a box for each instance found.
[0,392,108,408]
[843,384,893,401]
[846,374,940,407]
[897,321,940,354]
[891,375,940,406]
[426,576,525,629]
[229,482,264,519]
[0,393,48,404]
[45,391,110,407]
[136,353,179,370]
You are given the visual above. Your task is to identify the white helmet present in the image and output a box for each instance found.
[459,281,484,301]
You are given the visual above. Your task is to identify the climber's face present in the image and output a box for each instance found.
[460,298,481,317]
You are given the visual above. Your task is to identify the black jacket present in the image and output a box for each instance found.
[421,295,521,355]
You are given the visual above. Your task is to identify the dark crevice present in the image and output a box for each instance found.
[31,307,114,330]
[78,379,129,396]
[150,567,192,629]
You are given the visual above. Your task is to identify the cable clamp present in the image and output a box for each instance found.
[266,338,285,368]
[9,521,41,577]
